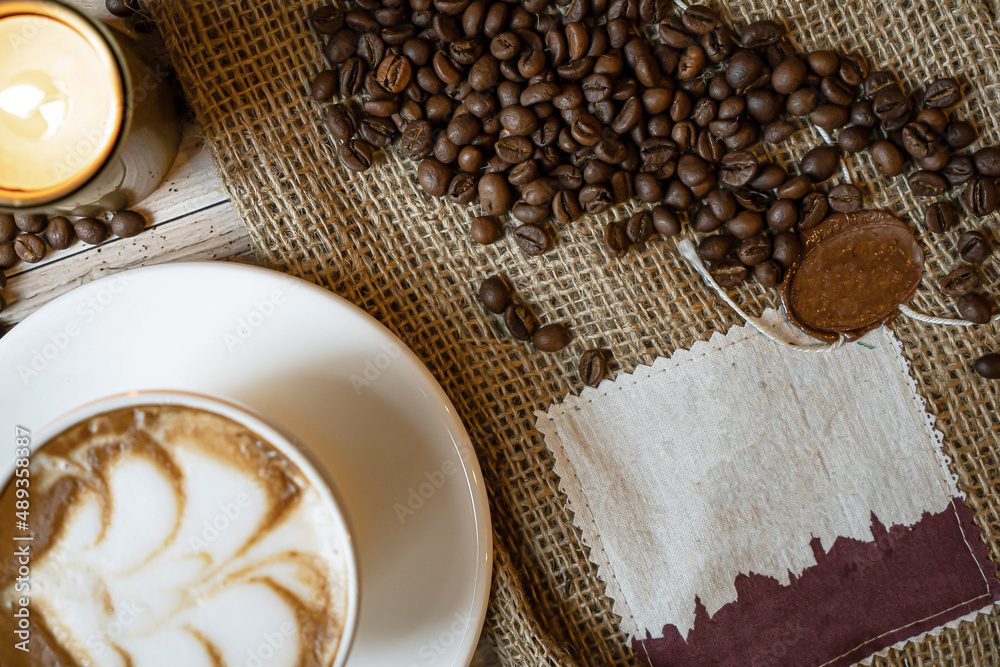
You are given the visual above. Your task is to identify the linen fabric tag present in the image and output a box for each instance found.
[535,310,999,666]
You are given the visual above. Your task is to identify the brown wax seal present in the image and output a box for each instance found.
[780,211,924,343]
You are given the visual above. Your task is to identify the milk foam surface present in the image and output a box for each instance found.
[0,406,349,667]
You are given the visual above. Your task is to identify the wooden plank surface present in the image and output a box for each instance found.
[0,5,502,664]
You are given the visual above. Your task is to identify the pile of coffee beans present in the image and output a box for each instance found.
[307,1,998,381]
[0,209,149,316]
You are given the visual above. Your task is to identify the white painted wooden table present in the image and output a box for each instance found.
[0,4,500,664]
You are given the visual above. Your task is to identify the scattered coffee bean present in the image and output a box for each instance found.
[652,206,681,236]
[14,213,47,234]
[470,216,502,244]
[909,170,949,197]
[828,183,862,213]
[479,275,512,313]
[973,353,1000,379]
[738,234,771,266]
[754,260,782,287]
[958,230,990,263]
[940,265,979,297]
[0,214,17,243]
[13,233,45,263]
[973,147,1000,177]
[799,145,841,182]
[923,201,958,233]
[799,191,829,230]
[513,223,552,255]
[532,323,571,352]
[311,70,338,100]
[311,5,345,33]
[956,293,993,324]
[923,77,961,108]
[74,218,109,245]
[871,140,904,176]
[0,243,16,270]
[339,139,374,171]
[710,258,748,287]
[579,348,608,386]
[771,231,801,268]
[478,173,512,214]
[965,175,999,216]
[44,217,75,249]
[504,302,539,339]
[110,210,146,238]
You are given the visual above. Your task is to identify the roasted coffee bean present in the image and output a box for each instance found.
[717,96,745,120]
[312,5,344,32]
[943,121,977,150]
[740,19,782,48]
[522,178,558,206]
[552,190,582,223]
[799,191,829,229]
[357,33,386,70]
[0,243,15,270]
[345,9,378,31]
[110,210,146,238]
[14,233,45,263]
[675,154,710,187]
[338,57,367,96]
[704,190,734,221]
[786,88,820,116]
[692,205,722,233]
[311,69,338,100]
[492,135,531,164]
[504,302,539,339]
[746,89,783,124]
[863,70,897,98]
[418,157,453,196]
[727,211,764,239]
[958,230,990,263]
[871,139,904,177]
[325,29,356,64]
[359,116,396,146]
[14,213,46,234]
[969,352,1000,380]
[771,231,801,268]
[749,163,787,190]
[508,160,539,187]
[607,171,631,204]
[44,216,75,249]
[579,185,613,214]
[434,134,459,163]
[800,145,841,182]
[710,258,748,287]
[873,88,908,122]
[807,50,839,76]
[767,200,799,231]
[364,98,399,117]
[652,205,681,236]
[915,108,948,135]
[923,201,958,233]
[478,172,513,214]
[924,77,961,108]
[448,172,479,204]
[0,214,15,243]
[770,56,806,94]
[74,218,109,245]
[470,216,503,244]
[623,211,653,245]
[738,234,771,266]
[583,159,614,184]
[940,155,975,186]
[633,173,661,203]
[908,169,949,197]
[697,234,732,262]
[579,348,608,386]
[838,126,872,153]
[661,180,693,209]
[764,120,795,144]
[973,147,1000,177]
[532,323,571,352]
[513,222,552,255]
[604,219,631,257]
[921,149,952,172]
[682,4,719,34]
[809,104,849,130]
[732,187,771,212]
[965,176,998,215]
[500,105,538,135]
[957,293,993,324]
[901,122,935,159]
[401,120,433,160]
[940,265,979,297]
[850,100,877,128]
[718,151,757,187]
[828,183,862,213]
[754,260,782,287]
[479,275,512,313]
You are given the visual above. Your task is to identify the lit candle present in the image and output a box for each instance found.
[0,1,179,214]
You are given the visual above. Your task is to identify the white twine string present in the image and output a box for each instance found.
[676,239,848,352]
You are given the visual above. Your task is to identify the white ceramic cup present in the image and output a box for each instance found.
[4,389,360,667]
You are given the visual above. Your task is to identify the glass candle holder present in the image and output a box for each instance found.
[0,0,180,215]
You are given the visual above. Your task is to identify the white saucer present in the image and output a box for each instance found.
[0,263,492,667]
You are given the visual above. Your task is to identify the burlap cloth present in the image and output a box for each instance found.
[143,0,1000,663]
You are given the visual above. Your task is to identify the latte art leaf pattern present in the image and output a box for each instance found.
[0,406,349,667]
